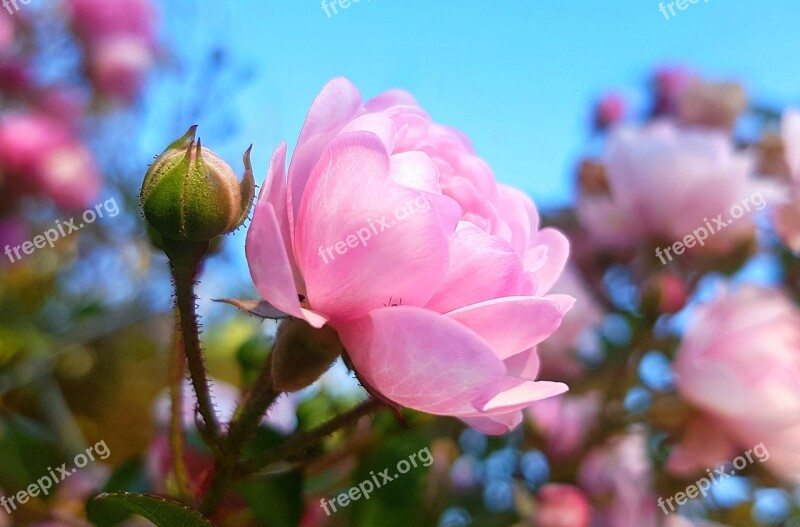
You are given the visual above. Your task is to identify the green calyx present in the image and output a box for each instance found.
[271,318,344,392]
[140,125,255,243]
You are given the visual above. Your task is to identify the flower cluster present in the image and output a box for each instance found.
[0,0,157,251]
[510,66,800,526]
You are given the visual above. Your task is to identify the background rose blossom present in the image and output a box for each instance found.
[578,431,659,527]
[578,120,762,251]
[0,112,100,209]
[534,483,591,527]
[673,286,800,483]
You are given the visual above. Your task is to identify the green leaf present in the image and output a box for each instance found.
[85,457,152,526]
[88,492,215,527]
[348,429,436,527]
[0,414,62,490]
[238,426,305,527]
[239,470,304,527]
[102,457,151,494]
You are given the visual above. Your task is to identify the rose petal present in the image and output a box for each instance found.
[426,224,526,314]
[295,132,451,320]
[446,296,572,360]
[338,306,505,415]
[246,198,327,328]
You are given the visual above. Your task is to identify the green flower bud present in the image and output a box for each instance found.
[271,318,344,392]
[140,126,255,242]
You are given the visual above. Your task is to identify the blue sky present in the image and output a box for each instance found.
[144,0,800,300]
[152,0,800,207]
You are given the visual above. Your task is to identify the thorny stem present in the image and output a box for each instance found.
[166,241,222,449]
[200,356,280,515]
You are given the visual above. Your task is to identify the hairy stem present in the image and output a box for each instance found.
[167,241,221,448]
[200,357,279,515]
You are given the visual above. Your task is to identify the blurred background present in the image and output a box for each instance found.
[2,1,800,526]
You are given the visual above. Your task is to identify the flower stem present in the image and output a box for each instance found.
[236,397,385,479]
[200,357,280,515]
[166,240,222,449]
[168,324,192,503]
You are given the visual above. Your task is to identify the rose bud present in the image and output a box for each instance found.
[271,318,345,392]
[140,125,255,243]
[640,272,687,317]
[594,92,625,130]
[534,484,591,527]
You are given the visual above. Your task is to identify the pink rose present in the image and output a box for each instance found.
[0,13,13,50]
[86,34,154,102]
[534,484,591,527]
[664,415,740,477]
[66,0,156,46]
[772,109,800,252]
[66,0,157,101]
[578,431,659,527]
[0,112,100,209]
[594,92,625,130]
[528,392,601,459]
[673,286,800,483]
[578,120,762,251]
[246,78,573,434]
[781,108,800,181]
[653,67,694,116]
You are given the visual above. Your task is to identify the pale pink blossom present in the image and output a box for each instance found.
[594,92,625,129]
[653,67,694,116]
[66,0,157,101]
[578,431,659,527]
[246,78,573,434]
[0,13,13,50]
[772,109,800,251]
[0,112,99,209]
[87,34,154,101]
[528,392,600,459]
[534,484,591,527]
[578,120,761,251]
[673,286,800,483]
[781,109,800,181]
